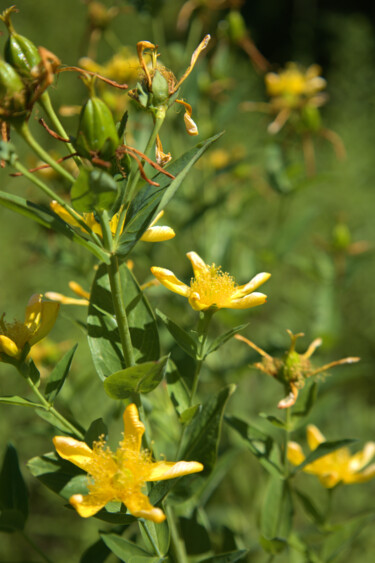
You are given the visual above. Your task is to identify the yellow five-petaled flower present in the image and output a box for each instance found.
[53,403,203,522]
[151,251,270,312]
[288,425,375,488]
[0,294,59,361]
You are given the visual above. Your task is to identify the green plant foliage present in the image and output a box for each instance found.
[103,355,168,398]
[0,444,28,532]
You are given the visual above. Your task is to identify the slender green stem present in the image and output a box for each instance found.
[113,111,166,247]
[166,505,188,563]
[190,310,214,406]
[140,520,162,557]
[38,92,81,167]
[283,406,292,478]
[99,210,135,368]
[18,364,84,439]
[11,159,102,246]
[19,530,54,563]
[15,121,75,183]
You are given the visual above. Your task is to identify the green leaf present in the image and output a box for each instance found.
[179,405,200,425]
[166,360,190,417]
[100,533,153,561]
[199,550,248,563]
[321,512,375,562]
[259,536,287,555]
[71,168,118,212]
[140,519,170,557]
[205,324,248,357]
[156,309,198,359]
[259,413,286,429]
[260,476,293,544]
[0,190,110,264]
[292,439,356,474]
[0,395,40,407]
[87,262,160,380]
[225,416,283,477]
[180,510,211,555]
[45,344,78,403]
[181,385,235,472]
[295,488,325,526]
[117,132,224,257]
[84,418,108,448]
[80,538,111,563]
[0,444,28,532]
[104,356,168,399]
[35,408,84,435]
[27,452,134,524]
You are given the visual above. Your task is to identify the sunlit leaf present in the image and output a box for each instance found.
[104,356,168,399]
[45,344,78,403]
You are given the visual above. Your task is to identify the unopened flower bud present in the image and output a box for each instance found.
[1,7,41,78]
[0,59,28,121]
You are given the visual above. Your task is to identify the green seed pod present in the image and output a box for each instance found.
[75,96,120,161]
[4,32,41,77]
[151,69,170,106]
[0,59,28,120]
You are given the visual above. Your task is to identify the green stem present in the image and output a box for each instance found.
[140,520,162,558]
[19,364,84,439]
[113,111,166,246]
[283,406,292,478]
[19,530,54,563]
[190,310,214,406]
[38,92,81,167]
[15,121,75,183]
[11,159,102,246]
[99,210,135,368]
[166,505,188,563]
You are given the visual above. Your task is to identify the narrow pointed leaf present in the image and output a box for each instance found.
[104,356,168,399]
[166,360,190,417]
[100,533,153,560]
[45,344,78,402]
[205,323,249,357]
[295,488,325,526]
[260,476,293,543]
[0,396,39,407]
[157,309,198,358]
[199,550,248,563]
[117,132,223,257]
[84,418,108,448]
[87,262,159,380]
[0,444,28,531]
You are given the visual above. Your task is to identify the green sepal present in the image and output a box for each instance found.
[87,262,160,380]
[0,60,28,119]
[290,439,356,475]
[116,132,224,258]
[0,444,28,532]
[44,343,78,403]
[151,69,169,105]
[156,309,198,359]
[225,416,283,477]
[104,355,169,399]
[71,168,119,212]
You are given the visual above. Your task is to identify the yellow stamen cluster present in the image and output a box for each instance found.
[190,264,237,309]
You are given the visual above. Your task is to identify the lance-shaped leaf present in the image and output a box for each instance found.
[166,360,190,418]
[116,132,223,258]
[104,356,168,399]
[157,309,198,359]
[260,476,293,553]
[0,191,110,264]
[321,512,375,562]
[45,344,78,403]
[84,418,108,448]
[225,416,283,477]
[0,444,28,532]
[181,385,235,472]
[140,519,170,557]
[205,323,249,357]
[87,262,160,380]
[100,533,155,561]
[71,168,119,212]
[0,396,39,407]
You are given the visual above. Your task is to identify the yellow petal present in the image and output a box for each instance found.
[24,294,43,333]
[122,404,145,453]
[69,281,90,300]
[53,436,94,472]
[345,463,375,484]
[140,226,175,242]
[229,292,267,310]
[287,442,305,466]
[28,299,60,346]
[306,425,326,451]
[147,460,204,481]
[44,292,89,306]
[318,472,341,488]
[348,442,375,472]
[123,491,166,523]
[0,335,20,358]
[188,292,208,311]
[50,201,80,228]
[234,272,271,297]
[183,111,198,136]
[69,493,107,518]
[150,267,190,297]
[186,252,209,277]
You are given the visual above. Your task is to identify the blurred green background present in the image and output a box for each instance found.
[1,0,375,561]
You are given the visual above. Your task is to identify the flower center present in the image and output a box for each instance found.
[190,264,237,309]
[0,314,32,349]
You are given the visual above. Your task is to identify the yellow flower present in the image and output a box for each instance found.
[288,425,375,488]
[0,294,59,361]
[45,281,90,306]
[79,49,140,84]
[151,252,270,312]
[265,63,326,103]
[50,202,175,243]
[53,403,203,522]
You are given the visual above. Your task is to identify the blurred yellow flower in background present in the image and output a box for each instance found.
[151,251,270,311]
[53,403,203,522]
[288,425,375,488]
[265,63,326,104]
[0,294,59,361]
